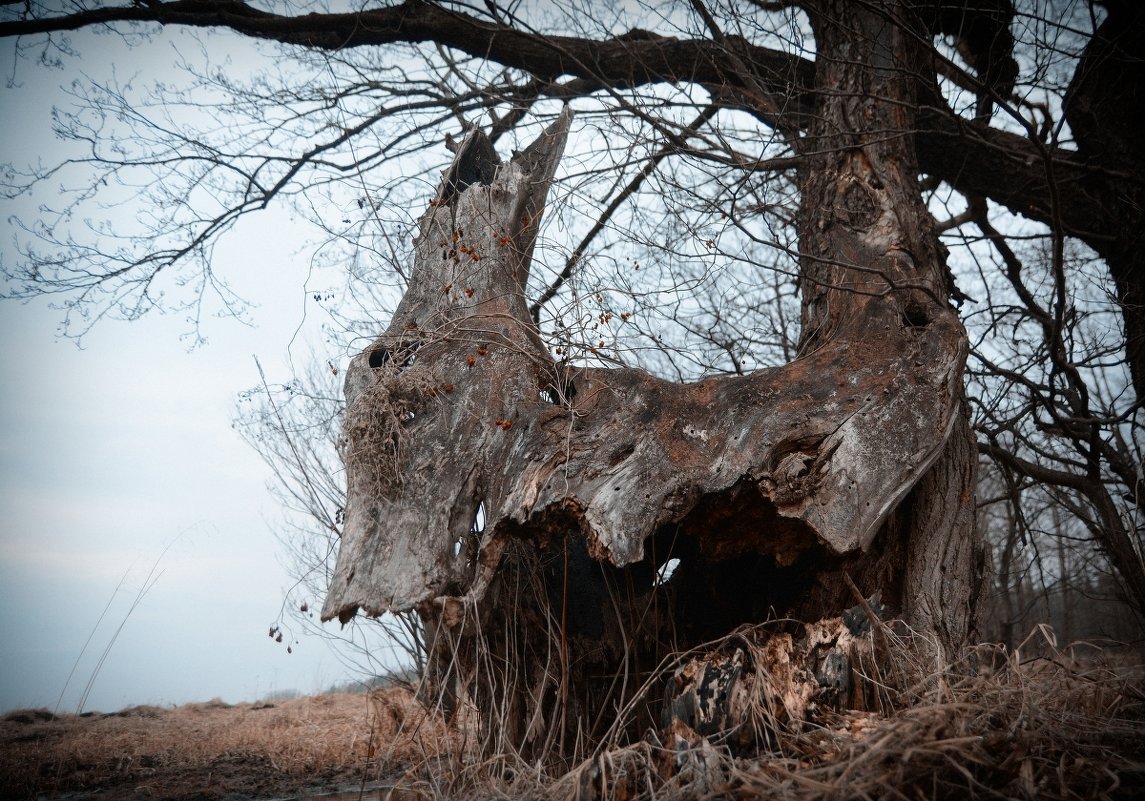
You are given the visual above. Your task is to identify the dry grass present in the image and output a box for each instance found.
[0,688,457,800]
[342,341,442,502]
[395,630,1145,801]
[5,634,1144,801]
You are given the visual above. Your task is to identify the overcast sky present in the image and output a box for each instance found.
[0,27,391,714]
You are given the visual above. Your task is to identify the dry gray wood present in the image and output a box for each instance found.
[322,109,967,632]
[322,2,984,753]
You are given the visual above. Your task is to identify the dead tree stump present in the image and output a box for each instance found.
[323,4,985,752]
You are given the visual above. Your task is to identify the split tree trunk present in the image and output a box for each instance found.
[322,0,982,756]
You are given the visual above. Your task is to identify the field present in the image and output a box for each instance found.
[0,689,451,800]
[4,638,1145,801]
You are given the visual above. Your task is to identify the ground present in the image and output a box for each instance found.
[4,636,1145,801]
[0,689,443,800]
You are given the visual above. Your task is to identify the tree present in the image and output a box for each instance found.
[2,0,1142,756]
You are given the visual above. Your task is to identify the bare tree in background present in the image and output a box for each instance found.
[2,0,1142,755]
[234,359,428,681]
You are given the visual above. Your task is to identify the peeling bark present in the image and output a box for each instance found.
[322,0,981,752]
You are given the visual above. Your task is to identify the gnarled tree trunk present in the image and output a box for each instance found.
[323,0,982,756]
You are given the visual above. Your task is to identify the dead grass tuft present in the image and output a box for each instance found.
[3,707,55,725]
[343,353,440,500]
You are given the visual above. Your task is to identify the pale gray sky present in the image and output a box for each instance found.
[0,232,363,714]
[0,27,385,713]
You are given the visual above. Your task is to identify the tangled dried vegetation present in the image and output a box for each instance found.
[341,352,440,500]
[397,627,1145,801]
[3,630,1143,800]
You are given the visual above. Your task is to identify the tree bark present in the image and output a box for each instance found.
[1061,0,1145,406]
[321,0,981,752]
[795,0,982,658]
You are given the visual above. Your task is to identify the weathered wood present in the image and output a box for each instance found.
[322,18,971,632]
[661,604,887,753]
[322,1,982,752]
[327,309,964,617]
